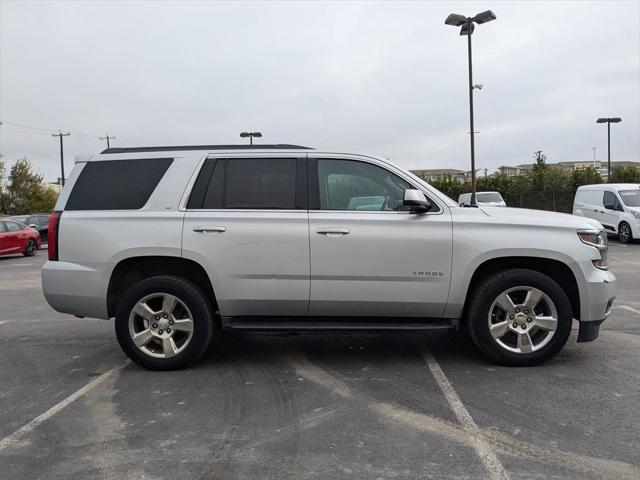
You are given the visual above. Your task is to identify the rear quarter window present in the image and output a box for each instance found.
[65,158,173,210]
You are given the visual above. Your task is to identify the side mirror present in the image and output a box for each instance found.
[29,224,37,228]
[403,189,431,213]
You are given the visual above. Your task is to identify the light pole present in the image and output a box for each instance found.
[596,117,622,182]
[445,10,496,206]
[240,131,262,146]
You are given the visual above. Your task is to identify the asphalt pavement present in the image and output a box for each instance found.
[0,242,638,480]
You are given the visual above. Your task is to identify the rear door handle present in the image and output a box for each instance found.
[316,228,350,236]
[193,226,226,233]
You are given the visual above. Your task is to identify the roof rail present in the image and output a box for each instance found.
[101,144,313,154]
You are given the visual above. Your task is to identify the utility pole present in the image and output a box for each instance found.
[52,131,70,186]
[592,147,597,168]
[100,133,116,149]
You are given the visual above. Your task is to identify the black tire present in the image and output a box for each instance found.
[466,269,572,366]
[618,222,633,244]
[23,239,37,257]
[115,275,216,370]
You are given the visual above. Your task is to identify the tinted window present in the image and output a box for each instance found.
[201,158,297,209]
[0,222,7,233]
[66,158,173,210]
[317,159,411,211]
[5,222,22,232]
[603,191,619,210]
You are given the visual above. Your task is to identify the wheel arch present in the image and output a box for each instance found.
[461,256,581,322]
[107,256,217,318]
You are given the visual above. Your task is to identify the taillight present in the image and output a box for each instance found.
[48,211,62,261]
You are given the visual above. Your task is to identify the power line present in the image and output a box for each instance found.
[0,119,110,140]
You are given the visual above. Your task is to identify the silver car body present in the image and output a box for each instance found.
[43,148,614,332]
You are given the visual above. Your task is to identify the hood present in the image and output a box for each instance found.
[627,206,640,214]
[478,206,604,231]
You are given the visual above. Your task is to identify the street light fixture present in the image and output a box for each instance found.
[240,131,262,146]
[445,10,496,206]
[596,117,622,182]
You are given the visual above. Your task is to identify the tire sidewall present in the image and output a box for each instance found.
[115,276,214,370]
[468,270,572,366]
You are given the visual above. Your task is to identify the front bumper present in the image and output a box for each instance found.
[577,268,616,342]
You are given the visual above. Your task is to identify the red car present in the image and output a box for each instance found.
[0,220,41,257]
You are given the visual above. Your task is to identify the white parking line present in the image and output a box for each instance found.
[0,321,9,326]
[423,350,509,480]
[0,362,127,452]
[618,305,640,316]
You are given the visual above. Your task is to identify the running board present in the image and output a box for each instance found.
[221,316,458,332]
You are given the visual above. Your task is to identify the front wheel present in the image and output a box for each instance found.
[115,276,216,370]
[23,239,37,256]
[618,222,633,243]
[466,269,572,366]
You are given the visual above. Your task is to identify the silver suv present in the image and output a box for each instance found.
[43,145,616,370]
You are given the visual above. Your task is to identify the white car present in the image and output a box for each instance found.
[573,183,640,243]
[458,191,506,207]
[42,145,615,370]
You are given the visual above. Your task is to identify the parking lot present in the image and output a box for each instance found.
[0,243,638,480]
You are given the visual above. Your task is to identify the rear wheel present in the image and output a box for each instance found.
[466,269,572,366]
[23,239,37,257]
[115,275,216,370]
[618,222,633,243]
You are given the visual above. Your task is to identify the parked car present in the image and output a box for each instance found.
[573,183,640,243]
[458,191,507,207]
[0,220,41,257]
[6,213,51,242]
[42,145,615,370]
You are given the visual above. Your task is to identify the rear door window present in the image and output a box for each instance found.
[65,158,173,210]
[191,158,304,210]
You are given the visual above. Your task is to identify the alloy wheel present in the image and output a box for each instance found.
[487,286,558,354]
[26,240,37,255]
[619,224,631,243]
[128,292,195,358]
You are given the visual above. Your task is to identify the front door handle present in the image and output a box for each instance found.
[316,228,350,236]
[193,226,226,233]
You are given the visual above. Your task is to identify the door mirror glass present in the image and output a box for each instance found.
[403,189,431,212]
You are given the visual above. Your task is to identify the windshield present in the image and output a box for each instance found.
[477,192,504,203]
[619,189,640,207]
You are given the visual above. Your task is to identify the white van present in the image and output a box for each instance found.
[458,191,506,207]
[573,183,640,243]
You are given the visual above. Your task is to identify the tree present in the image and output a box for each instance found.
[610,166,640,183]
[570,166,602,191]
[2,157,58,215]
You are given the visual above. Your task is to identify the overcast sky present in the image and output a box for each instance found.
[1,0,638,182]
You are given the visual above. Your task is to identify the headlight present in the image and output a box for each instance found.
[577,230,608,270]
[632,211,640,222]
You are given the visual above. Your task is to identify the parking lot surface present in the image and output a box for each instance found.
[1,242,639,480]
